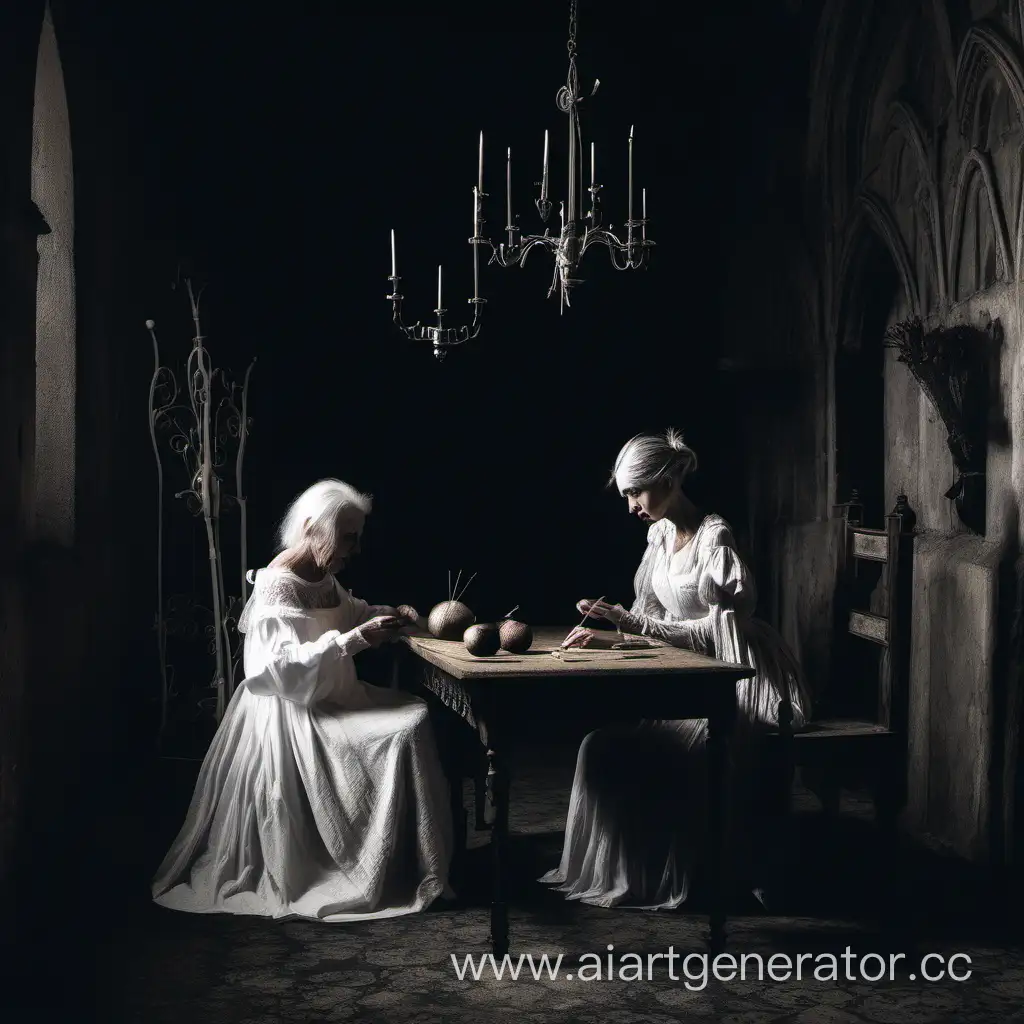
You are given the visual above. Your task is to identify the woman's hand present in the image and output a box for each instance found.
[359,615,406,647]
[395,604,428,631]
[561,626,618,649]
[576,598,628,625]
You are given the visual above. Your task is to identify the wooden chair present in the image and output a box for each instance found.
[771,491,915,835]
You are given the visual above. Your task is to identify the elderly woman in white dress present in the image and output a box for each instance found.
[152,478,454,921]
[541,430,811,909]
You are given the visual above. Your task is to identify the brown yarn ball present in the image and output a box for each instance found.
[428,600,476,640]
[464,623,501,657]
[499,619,533,653]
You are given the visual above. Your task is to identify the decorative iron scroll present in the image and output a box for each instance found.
[147,277,256,748]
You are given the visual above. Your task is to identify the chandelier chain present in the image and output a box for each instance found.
[567,0,578,60]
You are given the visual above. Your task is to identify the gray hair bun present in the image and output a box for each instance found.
[665,427,698,479]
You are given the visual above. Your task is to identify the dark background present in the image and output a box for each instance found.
[84,0,808,744]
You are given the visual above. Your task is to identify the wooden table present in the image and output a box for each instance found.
[395,626,753,957]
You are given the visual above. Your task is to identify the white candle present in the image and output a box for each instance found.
[590,142,595,186]
[642,187,646,219]
[437,265,443,309]
[472,186,478,235]
[628,124,634,224]
[390,229,396,277]
[506,147,512,226]
[478,131,484,193]
[542,130,549,200]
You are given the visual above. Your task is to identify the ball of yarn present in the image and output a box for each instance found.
[428,600,475,640]
[499,619,533,653]
[464,623,501,657]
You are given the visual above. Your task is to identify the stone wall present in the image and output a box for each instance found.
[0,0,153,935]
[739,0,1024,864]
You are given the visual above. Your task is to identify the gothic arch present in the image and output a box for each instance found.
[833,200,905,527]
[30,2,75,545]
[955,22,1024,139]
[884,99,947,306]
[947,147,1014,290]
[838,190,921,329]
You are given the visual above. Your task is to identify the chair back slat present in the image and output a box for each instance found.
[850,529,888,562]
[848,609,888,645]
[832,494,914,733]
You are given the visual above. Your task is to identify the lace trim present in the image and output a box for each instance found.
[238,567,341,633]
[416,665,476,730]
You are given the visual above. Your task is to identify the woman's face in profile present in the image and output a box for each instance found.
[329,513,364,572]
[623,480,672,523]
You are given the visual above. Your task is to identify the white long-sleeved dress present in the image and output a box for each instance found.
[152,567,454,921]
[540,514,811,908]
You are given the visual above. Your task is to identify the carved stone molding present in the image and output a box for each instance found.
[837,190,922,332]
[885,99,947,306]
[947,147,1015,288]
[955,22,1024,140]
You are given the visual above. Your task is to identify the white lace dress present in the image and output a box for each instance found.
[152,567,454,921]
[540,514,810,908]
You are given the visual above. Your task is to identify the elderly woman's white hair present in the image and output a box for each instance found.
[277,478,373,565]
[609,428,699,495]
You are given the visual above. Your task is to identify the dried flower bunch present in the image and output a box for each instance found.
[883,317,978,471]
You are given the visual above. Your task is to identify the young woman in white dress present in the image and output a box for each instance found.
[541,430,811,909]
[152,479,454,921]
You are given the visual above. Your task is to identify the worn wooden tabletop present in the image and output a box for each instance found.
[399,626,753,681]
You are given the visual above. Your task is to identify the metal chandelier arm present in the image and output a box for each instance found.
[386,0,653,356]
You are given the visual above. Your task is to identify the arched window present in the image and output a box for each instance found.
[30,3,75,545]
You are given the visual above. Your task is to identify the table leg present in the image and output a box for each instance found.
[449,764,468,891]
[487,745,510,958]
[706,709,729,954]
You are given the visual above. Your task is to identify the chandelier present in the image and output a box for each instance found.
[386,0,654,360]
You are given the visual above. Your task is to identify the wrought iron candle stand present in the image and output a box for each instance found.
[147,278,256,746]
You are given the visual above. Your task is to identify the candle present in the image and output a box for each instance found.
[390,229,396,277]
[472,186,478,236]
[628,124,634,224]
[437,265,443,309]
[506,147,512,226]
[642,187,646,220]
[478,131,484,193]
[542,130,549,201]
[622,124,630,223]
[590,142,595,186]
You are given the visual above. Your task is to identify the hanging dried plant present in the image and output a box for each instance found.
[883,316,991,532]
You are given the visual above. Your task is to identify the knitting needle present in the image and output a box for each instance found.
[562,595,606,648]
[578,595,606,628]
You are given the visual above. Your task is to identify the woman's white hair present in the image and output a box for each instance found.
[276,478,373,561]
[609,428,698,495]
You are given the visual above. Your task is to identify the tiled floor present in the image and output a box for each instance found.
[32,743,1024,1023]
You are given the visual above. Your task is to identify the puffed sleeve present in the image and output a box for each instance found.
[621,542,755,657]
[697,545,757,618]
[242,616,371,705]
